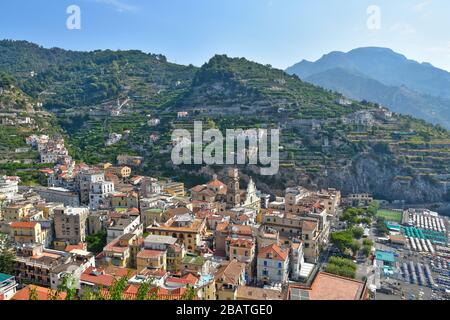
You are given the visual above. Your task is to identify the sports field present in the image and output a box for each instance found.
[376,209,403,223]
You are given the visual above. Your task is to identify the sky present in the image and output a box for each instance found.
[0,0,449,71]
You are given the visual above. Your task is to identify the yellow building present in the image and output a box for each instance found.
[214,260,246,300]
[162,182,185,197]
[107,166,132,179]
[141,208,164,228]
[103,233,137,268]
[35,203,64,219]
[166,243,185,273]
[3,203,33,221]
[147,215,207,253]
[136,249,167,271]
[197,277,216,300]
[111,192,139,209]
[10,222,45,244]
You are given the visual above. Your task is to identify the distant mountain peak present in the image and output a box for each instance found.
[286,47,450,129]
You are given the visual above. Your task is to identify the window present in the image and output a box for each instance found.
[263,260,268,267]
[278,262,282,268]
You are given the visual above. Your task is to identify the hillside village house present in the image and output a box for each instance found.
[135,234,179,271]
[89,181,115,210]
[53,207,89,249]
[102,233,141,268]
[10,221,45,244]
[106,212,142,243]
[147,213,207,253]
[0,273,18,300]
[227,237,256,281]
[111,191,139,209]
[2,203,33,221]
[36,187,81,207]
[106,166,131,179]
[214,260,247,300]
[262,210,323,263]
[13,243,70,287]
[0,176,19,200]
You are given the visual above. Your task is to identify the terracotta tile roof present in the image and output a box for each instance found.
[166,273,198,286]
[12,285,67,300]
[229,224,253,236]
[228,237,254,249]
[104,266,137,278]
[216,221,229,232]
[80,267,115,287]
[257,244,289,261]
[137,249,165,259]
[182,273,199,285]
[167,207,191,216]
[237,215,250,221]
[214,260,246,285]
[207,179,226,188]
[190,185,206,193]
[236,286,285,300]
[290,272,367,300]
[65,243,87,252]
[10,221,38,229]
[301,220,318,231]
[97,285,189,300]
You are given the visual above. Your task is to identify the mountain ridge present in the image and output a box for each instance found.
[286,47,450,129]
[1,40,450,204]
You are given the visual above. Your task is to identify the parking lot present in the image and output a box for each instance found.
[373,240,448,300]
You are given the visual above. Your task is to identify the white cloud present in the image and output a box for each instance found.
[94,0,138,13]
[412,0,432,12]
[389,22,416,35]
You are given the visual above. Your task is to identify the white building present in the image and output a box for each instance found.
[0,274,18,300]
[89,181,115,210]
[0,176,19,200]
[36,187,81,207]
[256,244,290,285]
[143,234,177,251]
[107,214,142,243]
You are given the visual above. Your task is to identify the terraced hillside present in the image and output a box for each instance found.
[0,72,59,163]
[168,56,450,202]
[0,41,449,203]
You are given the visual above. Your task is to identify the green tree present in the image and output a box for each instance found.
[376,218,389,236]
[181,285,197,300]
[361,245,372,258]
[0,234,15,274]
[351,227,364,239]
[86,230,107,253]
[330,230,353,253]
[28,286,38,300]
[136,279,153,300]
[108,275,129,300]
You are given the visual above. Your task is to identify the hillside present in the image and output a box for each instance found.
[0,41,449,203]
[286,47,450,129]
[172,54,362,119]
[305,67,450,127]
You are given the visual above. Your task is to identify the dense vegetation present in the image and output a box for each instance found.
[325,256,357,279]
[1,40,450,203]
[86,230,107,254]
